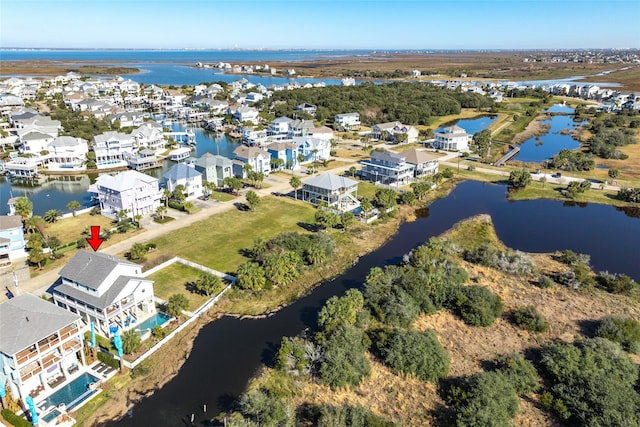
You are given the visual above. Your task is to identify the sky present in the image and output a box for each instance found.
[1,0,639,50]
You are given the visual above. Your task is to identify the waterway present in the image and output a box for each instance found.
[437,115,498,135]
[515,105,581,163]
[104,180,640,427]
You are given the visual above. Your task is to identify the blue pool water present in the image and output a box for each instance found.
[41,408,62,423]
[136,312,172,333]
[40,372,98,411]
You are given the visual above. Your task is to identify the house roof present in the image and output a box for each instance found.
[439,125,468,134]
[400,149,439,165]
[310,126,333,134]
[94,131,133,144]
[371,150,406,163]
[195,153,233,168]
[267,142,297,151]
[272,117,293,124]
[53,275,148,310]
[303,173,358,191]
[21,130,53,141]
[374,121,406,130]
[96,170,158,192]
[49,136,87,147]
[163,163,202,181]
[233,145,269,160]
[335,112,359,119]
[0,215,22,231]
[58,250,139,290]
[290,119,314,129]
[0,294,80,356]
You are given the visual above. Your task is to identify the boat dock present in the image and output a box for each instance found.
[494,145,520,166]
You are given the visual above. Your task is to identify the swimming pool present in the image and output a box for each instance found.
[39,372,99,411]
[41,408,62,424]
[136,312,172,333]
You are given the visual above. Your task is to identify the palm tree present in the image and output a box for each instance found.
[290,176,302,200]
[155,205,167,220]
[43,209,62,224]
[349,166,357,178]
[312,148,319,174]
[133,214,143,229]
[14,197,33,221]
[24,215,44,234]
[162,189,172,208]
[66,200,81,217]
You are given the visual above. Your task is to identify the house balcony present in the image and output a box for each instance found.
[20,361,42,382]
[16,347,39,365]
[37,335,60,353]
[62,339,82,355]
[41,351,62,370]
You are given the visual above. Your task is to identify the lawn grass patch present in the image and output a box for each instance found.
[209,191,235,202]
[147,262,210,310]
[153,216,174,224]
[43,213,113,246]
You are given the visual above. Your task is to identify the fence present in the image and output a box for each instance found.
[142,256,236,283]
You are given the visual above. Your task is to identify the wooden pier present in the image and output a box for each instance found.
[493,145,520,167]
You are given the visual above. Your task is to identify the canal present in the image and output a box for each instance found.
[104,180,640,427]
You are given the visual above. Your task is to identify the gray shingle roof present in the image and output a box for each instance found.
[53,275,147,310]
[0,215,22,231]
[163,164,202,181]
[371,150,406,164]
[195,153,232,168]
[0,294,80,356]
[400,149,439,165]
[58,250,139,290]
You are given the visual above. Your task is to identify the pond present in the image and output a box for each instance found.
[103,180,640,427]
[437,115,498,136]
[515,111,581,164]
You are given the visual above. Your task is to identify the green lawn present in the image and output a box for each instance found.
[140,196,317,274]
[44,213,114,245]
[209,191,235,202]
[147,262,210,310]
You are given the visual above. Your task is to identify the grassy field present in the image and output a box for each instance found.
[208,191,236,202]
[147,262,210,310]
[135,196,317,274]
[44,213,114,245]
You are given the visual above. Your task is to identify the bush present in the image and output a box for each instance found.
[1,409,33,427]
[315,404,395,427]
[97,350,120,369]
[496,354,539,394]
[595,315,640,354]
[511,305,549,333]
[557,249,590,266]
[596,271,638,294]
[318,325,370,389]
[464,244,534,276]
[452,285,503,327]
[381,329,449,382]
[537,275,554,288]
[152,325,167,340]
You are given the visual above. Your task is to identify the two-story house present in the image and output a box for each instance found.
[434,125,471,151]
[266,142,298,170]
[334,113,361,131]
[301,173,360,213]
[93,170,162,219]
[371,122,419,144]
[0,215,26,265]
[162,164,203,200]
[194,153,233,187]
[131,121,165,152]
[360,150,415,186]
[52,251,155,338]
[293,136,331,163]
[233,146,271,176]
[268,117,293,136]
[0,294,86,401]
[400,149,439,177]
[288,119,314,137]
[232,106,260,124]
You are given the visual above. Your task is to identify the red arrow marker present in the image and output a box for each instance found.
[86,226,104,252]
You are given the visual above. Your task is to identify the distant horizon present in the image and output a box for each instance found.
[2,47,638,52]
[2,1,639,50]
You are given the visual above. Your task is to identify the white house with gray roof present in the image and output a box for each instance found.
[301,173,360,213]
[194,153,233,187]
[0,294,86,401]
[93,131,135,169]
[47,136,89,171]
[52,251,155,338]
[361,150,415,186]
[434,125,471,151]
[93,170,161,220]
[162,164,203,200]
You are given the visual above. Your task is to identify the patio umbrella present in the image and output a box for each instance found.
[113,333,123,358]
[25,395,38,425]
[90,322,96,348]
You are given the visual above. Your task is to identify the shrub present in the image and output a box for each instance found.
[511,305,549,333]
[595,315,640,353]
[166,293,189,317]
[1,409,33,427]
[464,244,534,276]
[496,354,539,394]
[537,275,554,288]
[97,350,120,369]
[557,249,590,266]
[596,271,638,294]
[381,329,449,382]
[452,285,503,327]
[315,404,395,427]
[121,329,142,354]
[151,325,166,340]
[318,325,370,389]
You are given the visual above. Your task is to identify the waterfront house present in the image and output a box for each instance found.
[52,251,155,338]
[93,170,161,220]
[301,173,360,213]
[371,122,419,144]
[293,136,331,163]
[127,148,160,171]
[360,150,415,186]
[232,106,260,124]
[131,121,165,152]
[233,145,271,176]
[289,119,314,137]
[0,215,26,265]
[434,125,471,151]
[194,153,233,187]
[334,113,361,131]
[47,136,89,171]
[93,131,135,169]
[162,164,203,200]
[18,130,56,155]
[266,142,298,170]
[268,117,293,136]
[241,128,268,146]
[113,112,144,128]
[400,149,439,176]
[0,294,86,401]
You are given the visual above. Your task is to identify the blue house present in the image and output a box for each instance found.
[267,142,298,170]
[0,215,26,266]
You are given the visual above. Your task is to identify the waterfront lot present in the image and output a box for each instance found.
[147,262,210,310]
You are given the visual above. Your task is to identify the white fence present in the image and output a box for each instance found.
[142,256,236,283]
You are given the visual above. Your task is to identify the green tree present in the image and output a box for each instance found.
[318,289,364,332]
[374,188,397,210]
[349,166,357,177]
[496,354,540,395]
[381,329,450,382]
[452,372,519,427]
[66,200,81,217]
[162,189,172,208]
[129,243,148,261]
[508,168,532,189]
[24,215,44,234]
[511,305,549,333]
[289,175,302,200]
[341,211,355,231]
[166,293,189,317]
[608,167,620,182]
[14,197,33,220]
[315,209,339,230]
[43,209,62,224]
[194,272,223,296]
[401,191,417,206]
[411,181,431,200]
[452,285,503,327]
[173,184,186,202]
[304,242,327,265]
[28,245,46,269]
[263,251,300,286]
[224,177,243,195]
[236,261,267,291]
[245,190,260,211]
[472,129,492,160]
[46,236,62,252]
[121,329,142,354]
[360,198,373,219]
[319,325,371,389]
[270,157,285,171]
[155,205,167,220]
[595,315,640,353]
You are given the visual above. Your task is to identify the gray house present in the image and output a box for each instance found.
[301,173,360,213]
[194,153,233,187]
[360,150,415,186]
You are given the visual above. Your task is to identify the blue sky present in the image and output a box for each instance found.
[1,0,639,49]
